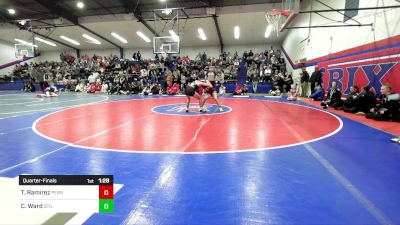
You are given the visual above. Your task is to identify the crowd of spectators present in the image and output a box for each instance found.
[8,47,291,96]
[314,80,399,122]
[297,66,399,123]
[6,48,399,123]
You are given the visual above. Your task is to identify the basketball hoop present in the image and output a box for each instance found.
[265,9,289,36]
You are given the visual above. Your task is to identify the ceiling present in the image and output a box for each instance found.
[0,0,287,51]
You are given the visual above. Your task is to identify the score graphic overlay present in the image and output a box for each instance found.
[18,175,114,213]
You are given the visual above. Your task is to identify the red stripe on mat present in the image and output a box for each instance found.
[301,99,400,135]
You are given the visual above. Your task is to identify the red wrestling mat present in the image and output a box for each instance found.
[33,98,341,153]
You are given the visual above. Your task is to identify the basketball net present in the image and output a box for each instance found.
[16,52,27,60]
[265,9,287,37]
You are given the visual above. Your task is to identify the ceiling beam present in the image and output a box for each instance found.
[78,25,124,58]
[0,12,79,50]
[212,15,224,53]
[144,15,213,22]
[31,30,79,50]
[180,9,190,19]
[33,0,124,54]
[34,0,78,24]
[78,24,123,50]
[300,5,400,13]
[134,13,160,36]
[117,0,159,37]
[176,0,190,18]
[154,11,167,21]
[119,0,139,12]
[92,0,116,16]
[285,24,373,29]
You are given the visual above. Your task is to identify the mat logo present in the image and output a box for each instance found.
[152,103,232,116]
[166,105,204,112]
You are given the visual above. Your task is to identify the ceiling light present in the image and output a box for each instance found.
[8,8,16,15]
[234,26,240,39]
[111,32,127,44]
[60,35,80,45]
[136,31,151,43]
[82,34,101,45]
[15,38,28,44]
[14,39,38,47]
[162,8,172,15]
[265,24,273,38]
[160,0,166,2]
[34,37,56,47]
[198,28,206,40]
[77,2,84,8]
[169,30,179,41]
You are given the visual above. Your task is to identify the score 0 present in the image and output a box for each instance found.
[99,184,114,213]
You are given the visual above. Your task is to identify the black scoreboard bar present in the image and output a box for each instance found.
[19,175,113,185]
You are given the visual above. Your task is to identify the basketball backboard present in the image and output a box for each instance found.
[279,0,300,32]
[153,36,180,54]
[15,44,34,59]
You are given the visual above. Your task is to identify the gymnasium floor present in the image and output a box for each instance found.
[1,91,399,225]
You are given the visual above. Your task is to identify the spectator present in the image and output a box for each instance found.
[141,84,152,95]
[309,66,323,94]
[151,83,161,95]
[173,67,180,85]
[300,68,310,97]
[101,82,108,93]
[75,79,85,92]
[338,85,359,110]
[241,84,248,95]
[166,70,173,87]
[88,72,97,84]
[207,69,216,87]
[23,80,36,92]
[344,85,376,114]
[60,52,66,62]
[247,66,256,80]
[219,84,226,95]
[321,81,342,109]
[217,70,224,85]
[201,52,207,64]
[366,85,399,121]
[233,84,242,95]
[270,76,281,96]
[309,85,324,101]
[283,73,293,93]
[251,73,259,94]
[287,84,299,101]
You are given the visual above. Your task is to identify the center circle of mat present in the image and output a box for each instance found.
[151,103,232,115]
[33,98,342,153]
